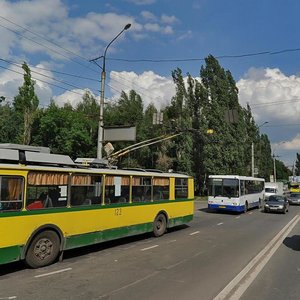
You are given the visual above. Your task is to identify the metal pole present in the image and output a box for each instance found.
[273,154,276,182]
[97,70,106,159]
[95,23,131,159]
[251,142,255,177]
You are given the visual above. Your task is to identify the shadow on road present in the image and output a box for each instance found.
[0,224,190,275]
[198,207,241,215]
[283,235,300,251]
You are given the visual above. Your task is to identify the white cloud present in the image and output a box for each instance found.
[160,14,178,24]
[141,11,157,21]
[0,0,178,60]
[109,70,175,110]
[0,63,53,107]
[280,136,300,151]
[237,67,300,124]
[53,89,97,107]
[237,67,300,166]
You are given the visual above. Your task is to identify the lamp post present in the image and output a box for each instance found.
[251,121,269,177]
[91,23,131,159]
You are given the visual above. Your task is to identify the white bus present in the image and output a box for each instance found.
[208,175,265,213]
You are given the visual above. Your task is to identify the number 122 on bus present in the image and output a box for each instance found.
[208,175,265,213]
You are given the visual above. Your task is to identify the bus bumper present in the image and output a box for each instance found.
[208,204,244,212]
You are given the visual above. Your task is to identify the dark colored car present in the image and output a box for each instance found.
[286,193,300,205]
[264,195,289,214]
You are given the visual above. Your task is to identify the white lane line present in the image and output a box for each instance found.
[34,267,72,278]
[217,222,223,226]
[235,216,240,219]
[98,270,160,299]
[214,215,300,300]
[248,212,253,215]
[167,239,177,243]
[0,297,17,299]
[140,245,159,251]
[189,231,200,236]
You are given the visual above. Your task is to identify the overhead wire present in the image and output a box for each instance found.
[0,21,99,75]
[0,64,86,97]
[0,59,99,95]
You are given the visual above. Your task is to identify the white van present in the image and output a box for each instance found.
[265,182,284,199]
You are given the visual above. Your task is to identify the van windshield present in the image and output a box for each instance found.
[265,188,276,193]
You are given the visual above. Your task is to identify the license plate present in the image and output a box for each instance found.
[270,207,278,210]
[219,205,226,208]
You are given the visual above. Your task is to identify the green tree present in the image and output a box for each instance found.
[13,62,39,145]
[0,100,19,143]
[294,153,300,176]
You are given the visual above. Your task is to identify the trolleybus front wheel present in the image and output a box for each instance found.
[25,230,60,268]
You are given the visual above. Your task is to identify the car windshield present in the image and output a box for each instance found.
[268,196,285,202]
[290,193,300,198]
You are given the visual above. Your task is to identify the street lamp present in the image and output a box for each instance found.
[91,23,131,159]
[251,121,269,177]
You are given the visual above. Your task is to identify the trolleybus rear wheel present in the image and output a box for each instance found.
[153,214,167,237]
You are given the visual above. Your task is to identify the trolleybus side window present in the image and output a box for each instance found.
[153,177,169,201]
[70,174,102,206]
[104,175,130,204]
[26,171,68,209]
[0,176,24,211]
[175,178,188,199]
[132,176,152,202]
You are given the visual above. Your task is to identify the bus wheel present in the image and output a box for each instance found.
[244,202,248,213]
[153,214,167,237]
[25,230,60,268]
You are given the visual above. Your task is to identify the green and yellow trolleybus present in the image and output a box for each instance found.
[0,144,194,268]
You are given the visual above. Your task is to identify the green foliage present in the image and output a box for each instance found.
[1,56,279,195]
[13,62,39,144]
[295,153,300,176]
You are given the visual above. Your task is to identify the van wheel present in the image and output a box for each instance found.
[25,230,60,268]
[153,214,167,237]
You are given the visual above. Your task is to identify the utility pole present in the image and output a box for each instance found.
[90,24,131,159]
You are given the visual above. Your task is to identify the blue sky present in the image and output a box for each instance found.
[0,0,300,170]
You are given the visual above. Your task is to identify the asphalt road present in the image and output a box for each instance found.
[0,202,299,300]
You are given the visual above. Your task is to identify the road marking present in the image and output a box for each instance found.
[214,214,300,300]
[167,239,177,243]
[140,245,159,251]
[217,222,223,226]
[34,267,72,278]
[235,216,240,219]
[0,297,17,299]
[98,271,160,299]
[248,212,253,215]
[189,231,200,235]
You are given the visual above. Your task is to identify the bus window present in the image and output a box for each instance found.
[132,176,152,202]
[26,171,68,209]
[104,176,130,204]
[175,178,188,199]
[71,174,102,206]
[153,177,169,201]
[0,176,24,211]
